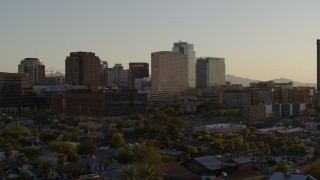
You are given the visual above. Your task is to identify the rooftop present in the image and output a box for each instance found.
[193,155,222,171]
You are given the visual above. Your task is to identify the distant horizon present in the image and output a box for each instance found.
[41,71,316,85]
[1,1,319,83]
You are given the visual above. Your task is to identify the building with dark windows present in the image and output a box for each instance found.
[0,72,40,111]
[196,57,226,89]
[18,58,46,85]
[50,88,147,116]
[129,62,149,89]
[107,64,129,88]
[65,52,101,87]
[100,61,108,86]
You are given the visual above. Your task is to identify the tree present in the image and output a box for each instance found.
[47,141,79,162]
[17,153,28,172]
[122,165,138,180]
[264,134,277,146]
[118,147,134,164]
[77,141,98,155]
[138,163,162,180]
[288,144,306,153]
[57,153,67,175]
[233,136,244,156]
[242,128,250,140]
[65,150,80,162]
[19,171,32,179]
[43,163,53,180]
[305,159,320,179]
[211,137,224,153]
[34,114,53,126]
[110,133,125,148]
[4,142,14,167]
[20,147,41,161]
[152,111,170,125]
[273,163,291,173]
[130,113,144,121]
[225,138,235,154]
[80,125,90,136]
[133,142,162,168]
[164,107,177,116]
[257,142,270,174]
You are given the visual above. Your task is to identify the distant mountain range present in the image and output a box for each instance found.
[226,74,316,87]
[46,71,64,77]
[46,72,316,87]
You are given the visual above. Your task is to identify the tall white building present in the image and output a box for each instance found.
[172,41,196,89]
[196,57,225,89]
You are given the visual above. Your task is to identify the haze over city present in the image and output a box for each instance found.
[1,1,319,83]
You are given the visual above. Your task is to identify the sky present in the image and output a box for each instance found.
[0,1,319,83]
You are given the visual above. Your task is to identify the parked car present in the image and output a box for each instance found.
[291,169,300,174]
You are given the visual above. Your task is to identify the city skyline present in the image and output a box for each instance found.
[1,1,319,83]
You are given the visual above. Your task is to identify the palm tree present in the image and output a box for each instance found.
[242,128,250,140]
[257,142,270,172]
[123,165,138,180]
[249,142,257,161]
[57,153,67,175]
[233,137,244,157]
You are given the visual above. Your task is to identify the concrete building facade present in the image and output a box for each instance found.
[65,52,101,86]
[151,51,188,92]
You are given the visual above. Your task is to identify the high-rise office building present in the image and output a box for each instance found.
[0,72,34,109]
[129,63,149,89]
[172,41,196,89]
[65,52,101,86]
[18,58,46,85]
[317,39,320,91]
[100,61,108,86]
[151,51,188,92]
[196,57,225,89]
[107,64,129,88]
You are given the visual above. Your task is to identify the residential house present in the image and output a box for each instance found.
[223,157,253,174]
[159,149,189,163]
[182,155,224,176]
[78,148,119,173]
[161,161,199,180]
[102,163,126,180]
[266,147,315,164]
[270,172,316,180]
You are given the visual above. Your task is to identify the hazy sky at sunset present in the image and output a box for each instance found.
[1,1,319,83]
